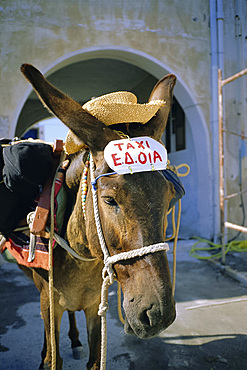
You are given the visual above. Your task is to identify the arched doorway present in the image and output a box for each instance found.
[13,47,213,239]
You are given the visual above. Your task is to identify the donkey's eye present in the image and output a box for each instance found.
[104,197,118,207]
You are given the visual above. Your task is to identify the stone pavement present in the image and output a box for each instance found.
[0,240,247,369]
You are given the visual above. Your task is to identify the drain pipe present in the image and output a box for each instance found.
[210,0,225,243]
[210,0,220,242]
[217,0,226,258]
[217,0,224,75]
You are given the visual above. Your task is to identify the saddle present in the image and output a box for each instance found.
[0,139,64,233]
[0,139,67,270]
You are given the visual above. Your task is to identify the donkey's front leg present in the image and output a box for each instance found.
[40,291,64,370]
[67,310,83,359]
[85,305,101,370]
[40,329,47,369]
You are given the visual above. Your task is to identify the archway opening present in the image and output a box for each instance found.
[16,59,158,137]
[15,49,212,239]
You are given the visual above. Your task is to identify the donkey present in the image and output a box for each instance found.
[20,64,177,369]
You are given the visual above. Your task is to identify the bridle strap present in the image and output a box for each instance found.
[89,154,169,282]
[89,153,170,370]
[103,243,169,279]
[90,155,114,278]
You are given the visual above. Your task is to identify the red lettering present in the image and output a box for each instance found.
[138,152,147,164]
[145,140,150,148]
[114,143,124,151]
[153,151,162,163]
[126,142,135,150]
[125,152,134,165]
[111,153,122,166]
[135,141,145,149]
[148,152,152,163]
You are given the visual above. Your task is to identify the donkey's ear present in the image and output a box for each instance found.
[21,64,120,155]
[129,74,176,140]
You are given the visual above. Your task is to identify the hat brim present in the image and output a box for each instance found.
[83,100,165,126]
[65,95,165,154]
[64,130,87,155]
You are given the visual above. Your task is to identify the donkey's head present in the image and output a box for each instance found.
[21,64,177,338]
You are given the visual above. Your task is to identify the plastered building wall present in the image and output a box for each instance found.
[0,0,246,240]
[0,0,210,137]
[221,1,247,238]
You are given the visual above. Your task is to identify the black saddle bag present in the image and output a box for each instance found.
[0,140,54,234]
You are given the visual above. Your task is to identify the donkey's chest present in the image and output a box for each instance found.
[53,260,103,311]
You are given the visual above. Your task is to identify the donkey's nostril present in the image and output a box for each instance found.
[146,305,160,327]
[139,304,159,327]
[139,309,151,326]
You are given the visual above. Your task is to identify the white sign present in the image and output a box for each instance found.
[104,136,167,174]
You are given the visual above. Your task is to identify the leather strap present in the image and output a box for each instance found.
[30,140,64,234]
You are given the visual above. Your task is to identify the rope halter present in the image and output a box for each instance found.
[89,154,170,370]
[89,154,170,282]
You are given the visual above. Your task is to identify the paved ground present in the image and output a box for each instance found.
[0,240,247,370]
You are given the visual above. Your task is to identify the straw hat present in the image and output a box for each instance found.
[64,91,165,154]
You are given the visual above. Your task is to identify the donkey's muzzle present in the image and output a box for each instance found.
[123,296,176,339]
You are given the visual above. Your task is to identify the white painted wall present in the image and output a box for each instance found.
[37,118,68,143]
[0,0,246,240]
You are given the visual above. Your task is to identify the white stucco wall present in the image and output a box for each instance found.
[0,0,211,136]
[0,0,246,240]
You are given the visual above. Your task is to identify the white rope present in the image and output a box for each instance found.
[90,156,114,281]
[49,159,60,370]
[89,154,171,370]
[0,234,7,249]
[105,243,169,268]
[98,275,111,370]
[48,151,66,370]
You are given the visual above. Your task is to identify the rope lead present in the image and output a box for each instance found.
[48,151,66,370]
[89,154,175,370]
